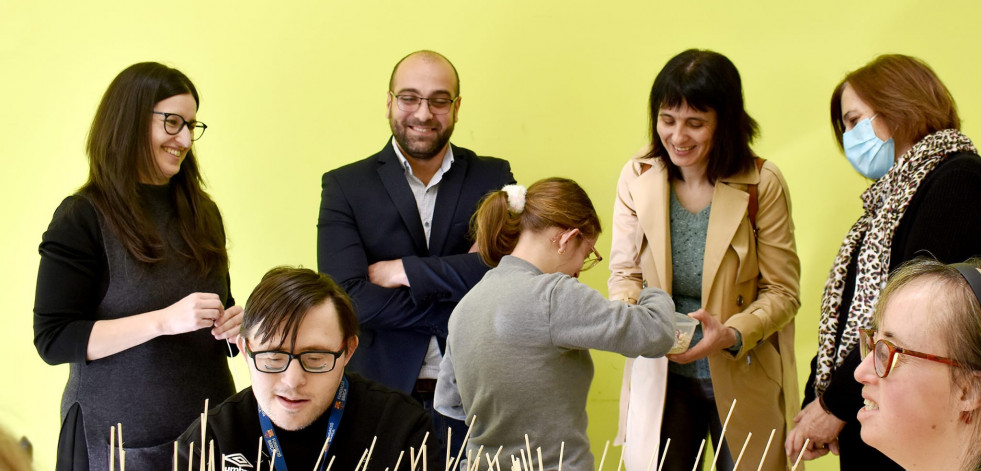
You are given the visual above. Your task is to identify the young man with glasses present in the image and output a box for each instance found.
[178,267,436,471]
[317,50,515,458]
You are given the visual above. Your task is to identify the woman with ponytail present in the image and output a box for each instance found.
[435,177,675,471]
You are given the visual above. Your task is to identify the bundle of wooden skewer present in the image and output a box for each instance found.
[106,399,810,471]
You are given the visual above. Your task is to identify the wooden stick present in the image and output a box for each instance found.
[188,442,194,471]
[410,447,418,471]
[200,399,210,471]
[451,417,475,471]
[209,440,216,471]
[365,436,379,471]
[790,439,809,471]
[519,449,529,471]
[690,439,705,471]
[732,433,752,471]
[173,441,179,471]
[656,439,671,471]
[536,447,543,471]
[597,440,610,471]
[415,432,431,471]
[199,417,206,471]
[524,435,533,471]
[558,442,565,471]
[312,431,332,471]
[118,423,125,471]
[394,450,405,471]
[353,448,369,471]
[710,399,737,471]
[446,428,453,471]
[473,446,485,471]
[644,444,657,471]
[491,446,503,471]
[110,426,116,471]
[257,436,263,471]
[467,450,473,471]
[423,443,428,471]
[325,456,336,471]
[616,444,624,471]
[755,430,776,471]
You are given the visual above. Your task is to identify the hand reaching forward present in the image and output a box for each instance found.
[666,309,738,364]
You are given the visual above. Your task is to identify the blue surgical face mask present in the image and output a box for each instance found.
[842,115,895,180]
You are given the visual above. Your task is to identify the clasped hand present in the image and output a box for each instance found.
[784,399,845,460]
[369,259,409,288]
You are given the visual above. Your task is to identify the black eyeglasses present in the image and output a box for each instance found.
[859,328,963,378]
[389,92,459,115]
[152,111,208,141]
[244,342,346,374]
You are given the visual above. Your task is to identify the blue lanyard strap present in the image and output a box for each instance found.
[258,375,349,471]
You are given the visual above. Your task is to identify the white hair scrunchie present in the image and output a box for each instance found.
[502,184,526,214]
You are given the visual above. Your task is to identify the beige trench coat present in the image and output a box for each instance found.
[608,155,801,471]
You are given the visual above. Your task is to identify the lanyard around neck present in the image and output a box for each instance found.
[258,375,349,471]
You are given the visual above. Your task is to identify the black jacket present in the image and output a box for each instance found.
[804,151,981,469]
[178,373,436,471]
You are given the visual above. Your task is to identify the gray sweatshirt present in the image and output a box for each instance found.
[435,255,674,471]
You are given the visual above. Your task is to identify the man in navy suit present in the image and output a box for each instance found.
[317,50,514,458]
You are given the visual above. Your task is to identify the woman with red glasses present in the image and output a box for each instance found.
[854,258,981,471]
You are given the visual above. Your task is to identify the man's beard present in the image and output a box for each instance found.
[390,117,454,161]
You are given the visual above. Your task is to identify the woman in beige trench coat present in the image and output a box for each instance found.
[608,49,801,471]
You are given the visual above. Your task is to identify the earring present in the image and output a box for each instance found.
[558,249,566,255]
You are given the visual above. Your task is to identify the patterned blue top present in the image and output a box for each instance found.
[669,189,712,379]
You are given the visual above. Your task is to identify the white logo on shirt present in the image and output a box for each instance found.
[223,453,253,470]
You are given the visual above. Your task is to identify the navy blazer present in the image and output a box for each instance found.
[318,139,514,393]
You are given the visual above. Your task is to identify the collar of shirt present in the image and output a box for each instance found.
[391,136,455,188]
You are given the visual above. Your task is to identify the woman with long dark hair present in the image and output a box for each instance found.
[34,62,240,470]
[609,49,801,471]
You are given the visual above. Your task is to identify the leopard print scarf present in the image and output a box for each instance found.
[814,129,976,396]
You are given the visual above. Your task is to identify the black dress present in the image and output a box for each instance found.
[34,184,236,470]
[803,152,981,470]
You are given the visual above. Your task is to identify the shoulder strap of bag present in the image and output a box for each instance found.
[748,157,765,234]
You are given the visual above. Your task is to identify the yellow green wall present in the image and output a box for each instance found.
[4,2,980,469]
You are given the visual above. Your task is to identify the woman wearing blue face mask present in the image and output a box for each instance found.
[786,54,981,470]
